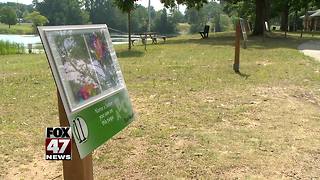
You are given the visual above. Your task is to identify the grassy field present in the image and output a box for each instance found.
[0,23,34,34]
[1,32,320,179]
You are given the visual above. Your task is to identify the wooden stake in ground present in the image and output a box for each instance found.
[234,20,241,73]
[285,29,287,38]
[58,92,94,180]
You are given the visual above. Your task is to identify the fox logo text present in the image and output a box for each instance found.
[45,127,72,160]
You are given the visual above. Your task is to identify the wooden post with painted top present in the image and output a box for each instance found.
[58,92,93,180]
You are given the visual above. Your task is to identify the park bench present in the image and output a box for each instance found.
[199,25,210,39]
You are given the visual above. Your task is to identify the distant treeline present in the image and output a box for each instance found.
[34,0,182,35]
[0,0,233,35]
[0,2,33,20]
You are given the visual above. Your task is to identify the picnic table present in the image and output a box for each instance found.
[131,32,166,48]
[139,32,158,44]
[129,32,167,50]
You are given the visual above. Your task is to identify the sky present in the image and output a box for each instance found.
[0,0,32,4]
[0,0,187,12]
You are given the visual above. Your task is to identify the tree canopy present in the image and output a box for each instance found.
[24,11,48,33]
[2,0,320,37]
[35,0,89,25]
[0,6,17,28]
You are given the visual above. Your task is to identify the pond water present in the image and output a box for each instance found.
[0,34,41,45]
[0,34,130,46]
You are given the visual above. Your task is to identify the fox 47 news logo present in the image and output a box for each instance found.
[45,127,72,160]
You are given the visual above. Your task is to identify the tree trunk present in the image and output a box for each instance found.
[253,0,266,35]
[128,11,131,50]
[304,12,308,32]
[280,2,289,31]
[294,11,298,31]
[215,13,221,32]
[9,24,11,28]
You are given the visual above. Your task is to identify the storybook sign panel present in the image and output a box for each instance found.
[240,18,248,41]
[38,25,134,159]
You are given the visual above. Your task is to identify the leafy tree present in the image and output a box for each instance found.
[85,1,155,33]
[85,0,115,24]
[0,2,33,14]
[0,6,17,28]
[171,9,185,24]
[24,11,48,33]
[161,0,208,9]
[223,0,255,22]
[132,5,149,32]
[36,0,89,25]
[204,1,224,32]
[154,8,177,34]
[185,1,230,33]
[269,0,319,32]
[185,7,206,33]
[222,0,269,35]
[114,0,138,50]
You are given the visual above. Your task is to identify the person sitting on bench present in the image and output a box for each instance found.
[199,25,210,39]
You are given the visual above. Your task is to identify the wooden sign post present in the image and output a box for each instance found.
[39,25,135,179]
[39,25,135,159]
[58,92,93,180]
[285,30,287,38]
[234,20,241,73]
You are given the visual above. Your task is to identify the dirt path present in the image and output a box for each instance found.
[4,154,62,180]
[298,41,320,61]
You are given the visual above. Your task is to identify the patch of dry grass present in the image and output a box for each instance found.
[1,32,320,179]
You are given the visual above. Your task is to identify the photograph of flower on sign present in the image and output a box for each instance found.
[38,25,134,159]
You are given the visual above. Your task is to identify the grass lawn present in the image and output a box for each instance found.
[0,23,34,34]
[1,32,320,179]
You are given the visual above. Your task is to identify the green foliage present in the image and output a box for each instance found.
[224,0,255,21]
[185,7,206,33]
[131,5,149,32]
[0,2,33,21]
[36,0,89,25]
[0,40,25,55]
[161,0,208,9]
[185,1,231,33]
[24,11,48,33]
[219,14,234,31]
[84,1,178,34]
[113,0,137,13]
[171,10,185,23]
[0,23,33,34]
[153,8,178,34]
[87,0,117,24]
[0,6,17,28]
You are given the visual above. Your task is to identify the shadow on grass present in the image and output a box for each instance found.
[116,49,145,58]
[236,71,250,79]
[166,32,318,50]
